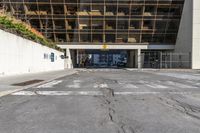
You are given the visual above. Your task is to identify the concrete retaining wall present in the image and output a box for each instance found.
[0,29,64,76]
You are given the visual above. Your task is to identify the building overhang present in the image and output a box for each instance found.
[57,44,175,50]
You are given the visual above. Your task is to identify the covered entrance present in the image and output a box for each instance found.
[64,49,191,69]
[71,50,129,68]
[59,44,177,69]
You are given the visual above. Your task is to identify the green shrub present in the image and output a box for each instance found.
[0,14,62,52]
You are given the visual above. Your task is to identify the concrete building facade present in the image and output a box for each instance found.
[0,0,199,69]
[175,0,200,69]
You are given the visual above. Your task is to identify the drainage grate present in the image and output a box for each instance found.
[12,79,44,86]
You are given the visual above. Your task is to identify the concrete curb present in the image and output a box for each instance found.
[0,70,78,98]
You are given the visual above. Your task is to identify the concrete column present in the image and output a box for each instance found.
[160,52,163,69]
[64,48,73,69]
[192,0,200,69]
[170,52,172,68]
[129,50,135,68]
[137,49,141,69]
[76,49,79,66]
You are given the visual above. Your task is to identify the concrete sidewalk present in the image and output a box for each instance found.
[0,69,77,97]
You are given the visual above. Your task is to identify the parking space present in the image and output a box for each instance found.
[1,69,200,133]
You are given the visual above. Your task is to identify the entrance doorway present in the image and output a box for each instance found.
[75,50,128,68]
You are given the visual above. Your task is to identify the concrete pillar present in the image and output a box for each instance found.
[192,0,200,69]
[76,49,79,66]
[129,50,135,68]
[170,52,172,68]
[64,48,73,69]
[137,49,141,69]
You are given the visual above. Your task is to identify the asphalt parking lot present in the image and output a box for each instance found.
[1,69,200,133]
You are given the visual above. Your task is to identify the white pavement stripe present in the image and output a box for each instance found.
[74,80,82,83]
[114,92,160,95]
[12,91,103,96]
[166,81,198,89]
[115,91,196,95]
[86,69,119,72]
[12,91,36,95]
[99,83,108,88]
[118,81,138,89]
[37,91,103,96]
[93,84,98,88]
[156,73,200,80]
[36,80,63,88]
[123,84,138,89]
[146,84,168,89]
[94,83,108,88]
[11,91,198,96]
[66,80,81,88]
[67,84,80,88]
[139,80,168,89]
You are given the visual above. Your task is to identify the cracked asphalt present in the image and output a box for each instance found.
[1,69,200,133]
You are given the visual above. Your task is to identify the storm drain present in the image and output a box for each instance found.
[11,79,44,86]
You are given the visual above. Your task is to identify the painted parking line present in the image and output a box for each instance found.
[37,91,103,96]
[10,91,36,96]
[114,92,160,95]
[166,81,198,89]
[36,80,198,90]
[12,91,103,96]
[36,80,63,88]
[94,83,108,88]
[139,80,168,89]
[156,73,200,80]
[146,84,168,89]
[11,90,198,96]
[118,81,138,88]
[86,69,121,72]
[123,84,138,89]
[66,80,82,88]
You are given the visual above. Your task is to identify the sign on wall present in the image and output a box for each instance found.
[102,44,109,51]
[50,52,55,62]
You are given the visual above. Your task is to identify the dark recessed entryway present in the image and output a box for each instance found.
[71,50,130,68]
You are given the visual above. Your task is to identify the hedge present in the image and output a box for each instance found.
[0,14,63,52]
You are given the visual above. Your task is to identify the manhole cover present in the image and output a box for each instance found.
[12,79,44,86]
